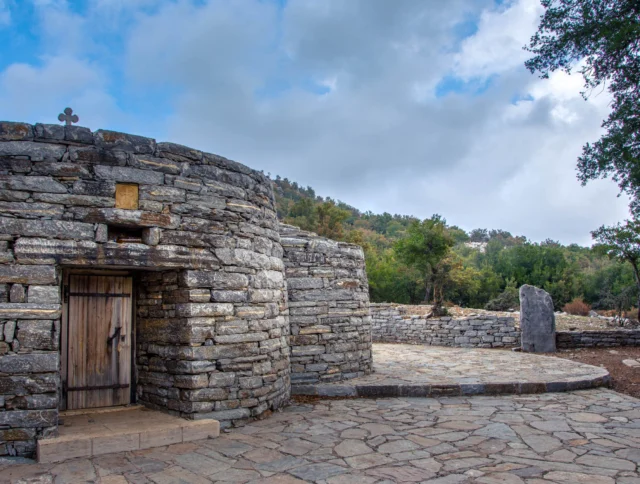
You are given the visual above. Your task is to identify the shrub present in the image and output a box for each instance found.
[563,297,591,316]
[485,278,519,311]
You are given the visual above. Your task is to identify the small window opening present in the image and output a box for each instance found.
[108,226,143,243]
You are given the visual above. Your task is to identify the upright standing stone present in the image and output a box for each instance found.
[519,284,556,353]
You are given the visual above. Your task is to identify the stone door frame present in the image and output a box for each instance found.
[60,268,138,411]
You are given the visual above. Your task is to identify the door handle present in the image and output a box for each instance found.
[107,326,122,348]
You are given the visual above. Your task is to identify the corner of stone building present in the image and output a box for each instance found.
[279,223,373,389]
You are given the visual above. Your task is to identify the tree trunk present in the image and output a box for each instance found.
[631,261,640,321]
[424,281,431,303]
[424,266,432,303]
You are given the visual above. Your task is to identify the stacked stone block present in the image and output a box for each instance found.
[0,120,290,456]
[136,270,290,422]
[0,275,59,458]
[556,330,640,348]
[371,304,520,348]
[280,224,372,386]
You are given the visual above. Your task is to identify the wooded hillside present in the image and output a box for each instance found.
[273,176,636,313]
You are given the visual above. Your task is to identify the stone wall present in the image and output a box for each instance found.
[371,304,520,348]
[556,330,640,349]
[280,224,372,386]
[0,121,290,456]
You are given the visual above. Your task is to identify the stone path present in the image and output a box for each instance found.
[294,344,610,397]
[4,388,640,483]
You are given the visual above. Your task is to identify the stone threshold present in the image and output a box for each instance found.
[292,374,612,398]
[37,406,220,464]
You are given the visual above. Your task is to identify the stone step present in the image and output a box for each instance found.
[37,407,219,464]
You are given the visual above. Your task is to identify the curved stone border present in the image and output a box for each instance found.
[292,372,611,398]
[292,344,612,398]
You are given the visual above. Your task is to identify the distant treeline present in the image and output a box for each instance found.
[273,176,637,313]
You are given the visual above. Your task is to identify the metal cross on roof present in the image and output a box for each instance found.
[58,107,79,126]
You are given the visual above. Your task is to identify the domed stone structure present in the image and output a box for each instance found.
[0,121,294,457]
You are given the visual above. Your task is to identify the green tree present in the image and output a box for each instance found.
[592,220,640,319]
[395,215,455,315]
[316,201,350,240]
[525,0,640,214]
[284,198,318,232]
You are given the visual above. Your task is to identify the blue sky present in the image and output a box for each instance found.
[0,0,630,244]
[0,0,501,131]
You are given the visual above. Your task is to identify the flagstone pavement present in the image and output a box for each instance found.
[4,388,640,483]
[293,344,611,397]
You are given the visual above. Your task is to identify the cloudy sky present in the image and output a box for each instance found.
[0,0,630,245]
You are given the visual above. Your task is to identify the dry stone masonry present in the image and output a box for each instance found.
[280,224,372,387]
[371,303,520,348]
[0,120,296,457]
[556,329,640,348]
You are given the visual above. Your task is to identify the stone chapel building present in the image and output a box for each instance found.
[0,121,372,458]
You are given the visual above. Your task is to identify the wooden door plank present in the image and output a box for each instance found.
[66,274,133,410]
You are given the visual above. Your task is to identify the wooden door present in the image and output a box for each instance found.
[66,275,133,410]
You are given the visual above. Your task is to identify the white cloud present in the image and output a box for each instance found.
[0,0,629,245]
[0,57,120,128]
[0,0,11,27]
[454,0,543,80]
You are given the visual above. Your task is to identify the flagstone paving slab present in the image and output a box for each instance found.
[293,344,611,398]
[3,388,640,483]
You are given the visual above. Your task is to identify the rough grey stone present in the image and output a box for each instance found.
[34,123,64,141]
[32,193,114,207]
[4,320,15,343]
[9,284,25,303]
[65,125,94,144]
[72,180,115,197]
[0,409,57,428]
[0,265,57,284]
[142,227,162,246]
[0,201,64,219]
[0,217,95,240]
[0,353,59,373]
[27,286,59,305]
[0,175,67,193]
[181,271,248,290]
[94,129,156,154]
[0,122,33,141]
[16,320,56,350]
[73,208,180,229]
[520,284,556,353]
[0,303,61,320]
[0,141,66,161]
[93,165,164,185]
[31,162,91,178]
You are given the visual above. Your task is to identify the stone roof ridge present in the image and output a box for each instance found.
[0,120,268,184]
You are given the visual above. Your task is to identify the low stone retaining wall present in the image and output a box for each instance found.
[372,304,640,350]
[556,330,640,348]
[371,304,519,348]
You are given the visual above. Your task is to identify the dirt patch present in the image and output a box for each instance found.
[557,346,640,399]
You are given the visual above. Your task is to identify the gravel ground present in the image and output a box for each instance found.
[559,346,640,399]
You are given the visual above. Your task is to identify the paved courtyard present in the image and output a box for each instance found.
[294,344,610,397]
[3,388,640,483]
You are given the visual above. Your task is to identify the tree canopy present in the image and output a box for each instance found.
[592,220,640,317]
[525,0,640,214]
[273,176,638,315]
[394,216,455,313]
